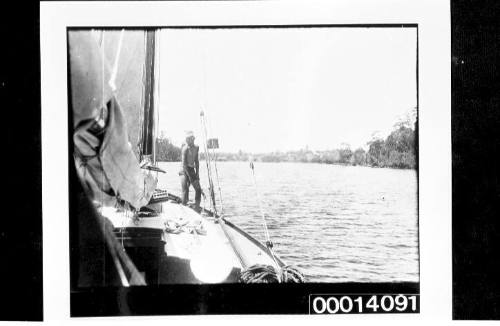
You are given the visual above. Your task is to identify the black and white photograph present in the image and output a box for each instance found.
[41,0,451,320]
[67,25,418,309]
[68,27,418,286]
[9,0,500,322]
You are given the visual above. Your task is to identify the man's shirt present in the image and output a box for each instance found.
[182,143,199,168]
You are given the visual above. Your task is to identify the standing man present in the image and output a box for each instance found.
[180,130,202,212]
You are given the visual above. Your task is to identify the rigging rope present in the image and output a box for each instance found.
[202,110,224,215]
[200,110,218,215]
[100,31,106,216]
[100,30,107,283]
[250,161,271,245]
[240,264,305,283]
[109,29,125,93]
[212,151,224,215]
[196,38,304,283]
[249,160,282,281]
[199,44,224,214]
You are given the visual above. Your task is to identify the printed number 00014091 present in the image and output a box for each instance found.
[310,294,419,314]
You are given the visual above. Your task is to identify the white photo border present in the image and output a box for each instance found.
[41,0,451,323]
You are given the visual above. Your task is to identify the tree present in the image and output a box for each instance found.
[367,137,385,167]
[155,135,181,161]
[353,148,366,166]
[339,143,353,164]
[365,107,417,169]
[385,126,415,153]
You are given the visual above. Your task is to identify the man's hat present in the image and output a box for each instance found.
[185,130,195,138]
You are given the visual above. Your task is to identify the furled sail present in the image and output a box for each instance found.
[96,29,159,161]
[68,29,163,288]
[69,29,157,210]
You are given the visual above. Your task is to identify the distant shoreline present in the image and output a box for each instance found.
[156,119,417,170]
[157,159,416,170]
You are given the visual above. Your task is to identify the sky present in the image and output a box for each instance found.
[158,27,417,153]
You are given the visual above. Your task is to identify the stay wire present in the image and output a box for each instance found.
[203,111,224,215]
[250,162,282,279]
[200,112,217,215]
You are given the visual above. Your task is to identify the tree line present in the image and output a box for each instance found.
[155,112,417,170]
[365,122,417,169]
[155,136,182,161]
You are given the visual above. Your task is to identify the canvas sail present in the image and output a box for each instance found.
[69,29,158,209]
[96,29,158,160]
[68,29,162,287]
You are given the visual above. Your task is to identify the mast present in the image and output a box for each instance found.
[141,29,157,164]
[152,31,161,165]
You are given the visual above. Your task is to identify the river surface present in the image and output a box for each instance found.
[157,161,419,283]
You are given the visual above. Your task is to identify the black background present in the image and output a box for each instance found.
[1,0,499,321]
[71,283,418,316]
[451,0,500,320]
[1,0,43,321]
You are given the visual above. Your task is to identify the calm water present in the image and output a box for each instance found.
[158,161,419,283]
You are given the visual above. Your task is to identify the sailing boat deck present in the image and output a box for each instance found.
[101,199,281,284]
[68,29,302,287]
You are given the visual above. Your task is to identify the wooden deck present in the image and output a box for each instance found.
[101,200,282,284]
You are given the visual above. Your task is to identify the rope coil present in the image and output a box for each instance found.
[240,264,305,283]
